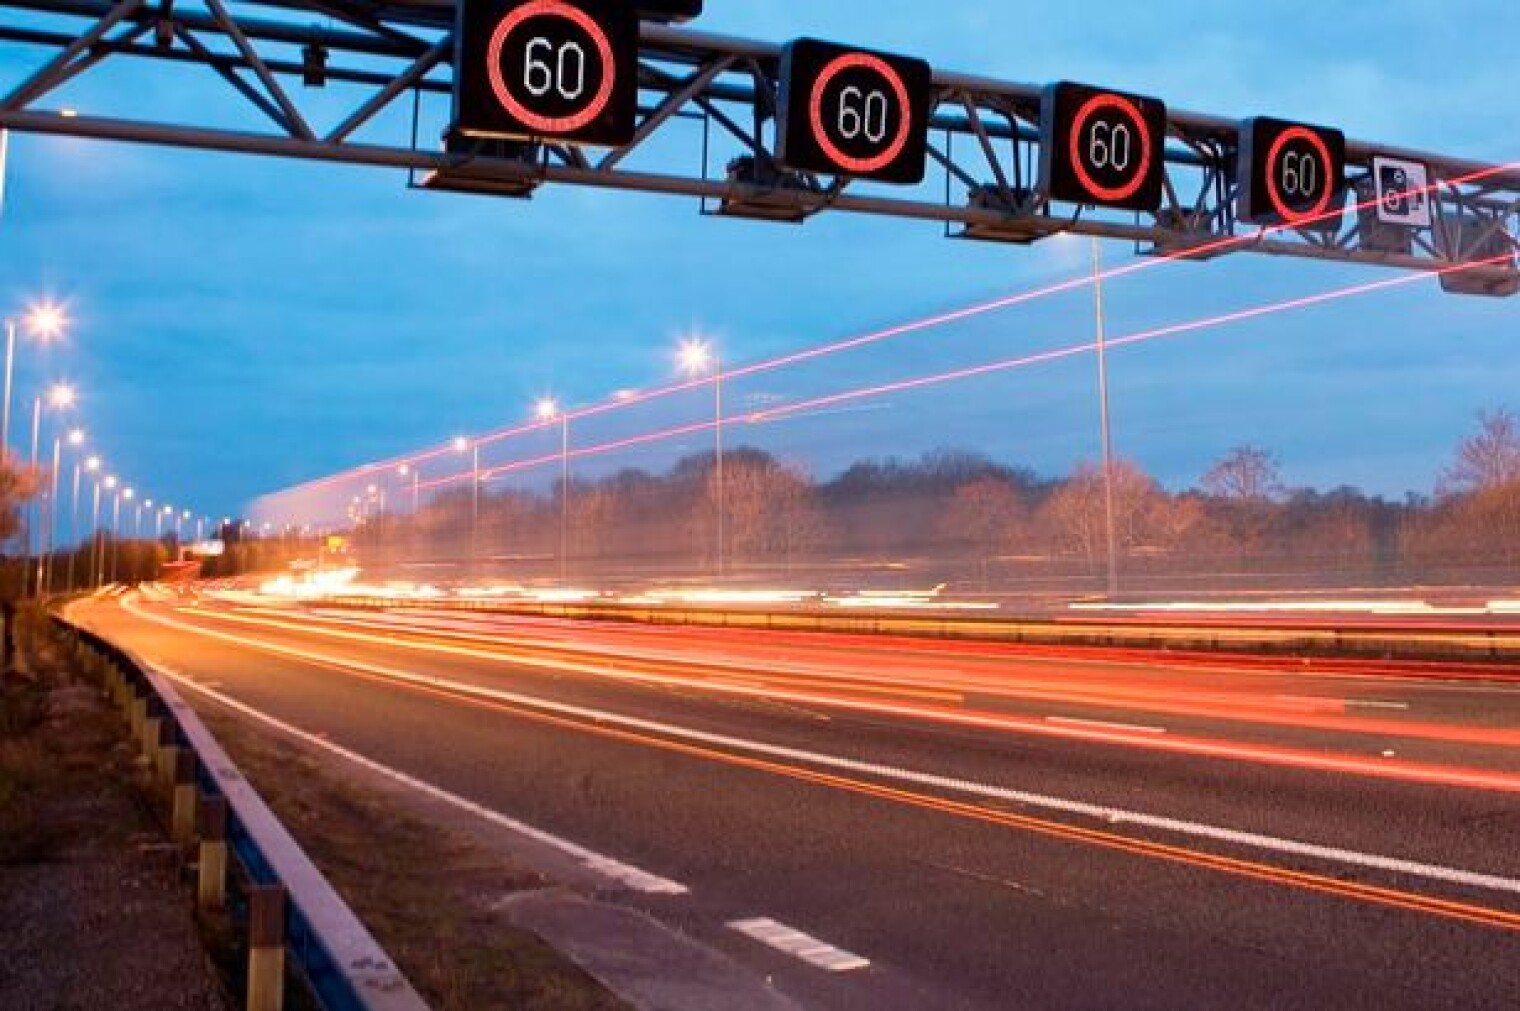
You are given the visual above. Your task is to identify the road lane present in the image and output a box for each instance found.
[114,593,1520,879]
[75,595,1520,1010]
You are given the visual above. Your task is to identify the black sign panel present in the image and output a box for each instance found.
[1238,117,1347,230]
[454,0,638,147]
[777,38,933,185]
[1040,82,1167,212]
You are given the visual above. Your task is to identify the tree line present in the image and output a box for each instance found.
[350,408,1520,592]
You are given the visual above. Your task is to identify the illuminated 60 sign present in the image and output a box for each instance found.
[777,38,934,185]
[454,0,637,147]
[1041,82,1167,212]
[1239,117,1347,230]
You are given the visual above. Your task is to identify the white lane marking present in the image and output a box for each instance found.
[147,662,687,897]
[1276,694,1412,713]
[728,918,870,973]
[1346,699,1411,711]
[1046,716,1167,735]
[120,597,1520,897]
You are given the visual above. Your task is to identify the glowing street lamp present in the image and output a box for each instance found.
[92,474,116,586]
[678,337,724,579]
[398,462,419,514]
[455,435,482,569]
[2,300,67,454]
[52,429,86,592]
[535,398,569,583]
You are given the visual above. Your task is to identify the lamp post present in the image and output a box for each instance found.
[678,338,724,579]
[41,426,81,595]
[1090,239,1119,598]
[453,436,480,574]
[2,301,66,454]
[113,488,132,583]
[70,453,98,591]
[93,475,114,587]
[398,463,419,514]
[23,383,74,596]
[535,400,568,583]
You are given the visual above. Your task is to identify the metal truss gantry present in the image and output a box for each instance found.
[0,0,1516,291]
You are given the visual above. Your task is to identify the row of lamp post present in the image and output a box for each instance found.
[3,297,214,595]
[386,336,727,586]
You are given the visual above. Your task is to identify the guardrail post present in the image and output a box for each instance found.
[157,723,178,787]
[247,884,287,1011]
[171,751,197,844]
[129,691,147,741]
[197,796,227,910]
[141,712,162,769]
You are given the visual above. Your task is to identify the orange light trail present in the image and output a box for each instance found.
[153,600,1520,795]
[271,606,1520,749]
[167,620,1520,935]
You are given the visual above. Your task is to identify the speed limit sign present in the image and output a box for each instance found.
[454,0,638,147]
[1238,117,1347,231]
[1040,81,1167,212]
[777,38,934,185]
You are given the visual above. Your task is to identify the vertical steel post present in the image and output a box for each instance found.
[1091,238,1119,598]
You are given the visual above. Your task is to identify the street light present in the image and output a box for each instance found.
[399,462,419,514]
[24,382,75,596]
[92,474,115,586]
[1089,239,1119,597]
[455,436,480,573]
[678,337,724,579]
[111,487,133,583]
[535,398,568,583]
[42,425,85,595]
[2,300,67,454]
[69,452,98,591]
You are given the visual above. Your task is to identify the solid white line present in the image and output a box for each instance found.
[1046,716,1167,735]
[1346,699,1412,711]
[150,662,688,897]
[728,917,870,973]
[120,596,1520,898]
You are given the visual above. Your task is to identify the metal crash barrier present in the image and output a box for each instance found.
[50,613,430,1011]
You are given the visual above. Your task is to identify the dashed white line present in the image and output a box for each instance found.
[728,917,870,973]
[1346,699,1411,711]
[150,663,688,897]
[1046,716,1167,735]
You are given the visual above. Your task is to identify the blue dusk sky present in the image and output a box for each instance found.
[0,0,1516,523]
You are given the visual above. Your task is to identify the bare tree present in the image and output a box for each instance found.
[938,477,1024,584]
[1038,459,1171,569]
[1202,445,1282,502]
[1440,408,1520,495]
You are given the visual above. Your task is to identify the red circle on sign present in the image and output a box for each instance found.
[1265,126,1334,225]
[808,53,913,176]
[486,0,616,136]
[1068,93,1153,205]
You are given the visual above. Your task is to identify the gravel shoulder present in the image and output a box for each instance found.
[0,620,230,1011]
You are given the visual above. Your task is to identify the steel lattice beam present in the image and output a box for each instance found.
[0,0,1515,290]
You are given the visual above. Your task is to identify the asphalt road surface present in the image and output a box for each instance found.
[73,589,1520,1010]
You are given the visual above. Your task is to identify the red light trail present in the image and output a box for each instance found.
[277,160,1520,501]
[412,251,1514,492]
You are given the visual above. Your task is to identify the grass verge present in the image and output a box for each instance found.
[199,709,629,1011]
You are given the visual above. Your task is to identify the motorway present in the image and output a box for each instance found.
[74,589,1520,1010]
